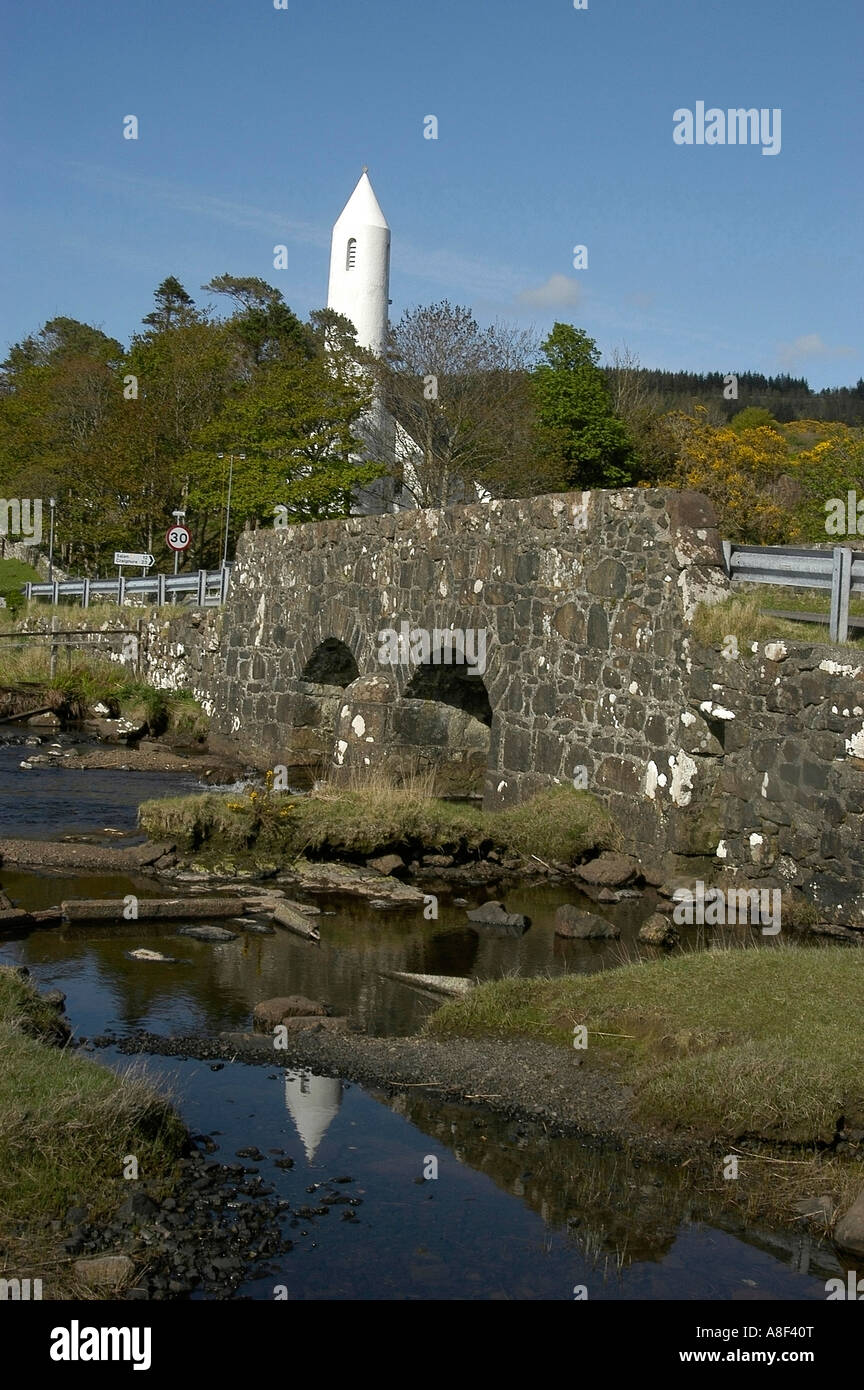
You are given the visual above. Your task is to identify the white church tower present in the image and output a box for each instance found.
[326,169,396,513]
[327,168,391,360]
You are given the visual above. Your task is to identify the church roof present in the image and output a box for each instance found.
[333,169,389,232]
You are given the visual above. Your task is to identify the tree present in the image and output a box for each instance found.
[532,324,635,489]
[189,351,384,559]
[203,274,312,370]
[372,301,544,507]
[141,277,197,333]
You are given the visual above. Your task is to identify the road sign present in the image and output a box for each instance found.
[114,551,154,567]
[166,525,191,552]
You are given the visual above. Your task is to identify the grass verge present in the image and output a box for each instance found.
[0,967,187,1297]
[692,586,864,649]
[424,946,864,1144]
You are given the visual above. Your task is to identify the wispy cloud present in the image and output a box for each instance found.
[516,273,584,310]
[63,161,331,249]
[60,161,529,303]
[777,332,856,367]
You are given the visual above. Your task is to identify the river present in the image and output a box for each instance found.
[0,735,840,1300]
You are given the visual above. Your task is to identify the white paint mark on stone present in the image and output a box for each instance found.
[845,726,864,758]
[764,642,787,662]
[644,761,659,800]
[699,700,735,720]
[351,715,366,738]
[716,839,727,859]
[819,659,862,677]
[761,772,769,797]
[668,750,698,806]
[680,710,697,726]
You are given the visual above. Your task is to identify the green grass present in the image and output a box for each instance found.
[0,968,187,1295]
[693,586,864,650]
[139,780,617,865]
[0,558,42,615]
[424,947,864,1143]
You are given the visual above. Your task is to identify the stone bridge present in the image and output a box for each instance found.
[209,487,731,861]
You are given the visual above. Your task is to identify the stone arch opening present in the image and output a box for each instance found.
[403,661,493,727]
[300,637,359,688]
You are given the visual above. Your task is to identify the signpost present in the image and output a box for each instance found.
[166,524,191,554]
[114,551,154,575]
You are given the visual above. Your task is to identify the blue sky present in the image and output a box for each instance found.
[1,0,861,387]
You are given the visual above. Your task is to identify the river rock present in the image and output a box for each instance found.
[30,907,63,924]
[367,854,405,876]
[380,970,474,997]
[125,949,178,963]
[178,924,238,943]
[834,1190,864,1257]
[658,875,703,900]
[554,905,620,939]
[74,1254,135,1288]
[576,852,641,888]
[275,1015,349,1032]
[638,913,680,946]
[272,900,321,940]
[285,859,425,903]
[62,896,240,922]
[423,854,454,867]
[253,995,328,1029]
[466,900,531,930]
[0,907,33,928]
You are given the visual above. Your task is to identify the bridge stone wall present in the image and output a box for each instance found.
[209,487,730,862]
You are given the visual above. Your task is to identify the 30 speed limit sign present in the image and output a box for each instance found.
[166,524,191,552]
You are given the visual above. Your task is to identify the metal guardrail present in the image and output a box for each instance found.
[722,543,864,643]
[22,566,232,609]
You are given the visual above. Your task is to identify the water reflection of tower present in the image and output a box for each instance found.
[284,1070,343,1161]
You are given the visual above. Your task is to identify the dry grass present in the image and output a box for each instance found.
[692,587,864,650]
[139,780,617,866]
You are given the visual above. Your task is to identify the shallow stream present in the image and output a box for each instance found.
[0,736,842,1299]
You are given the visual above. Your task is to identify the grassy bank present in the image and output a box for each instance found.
[425,947,864,1145]
[0,641,206,735]
[139,779,618,867]
[0,967,187,1296]
[693,586,864,649]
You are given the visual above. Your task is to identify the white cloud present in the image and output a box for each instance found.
[517,273,583,310]
[777,333,855,367]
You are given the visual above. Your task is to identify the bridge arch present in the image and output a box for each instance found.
[300,637,359,687]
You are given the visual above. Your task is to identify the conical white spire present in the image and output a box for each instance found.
[284,1070,342,1162]
[333,168,390,233]
[327,169,391,357]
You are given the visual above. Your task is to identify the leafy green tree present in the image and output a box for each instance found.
[532,324,636,488]
[189,351,384,560]
[141,277,197,333]
[203,274,312,369]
